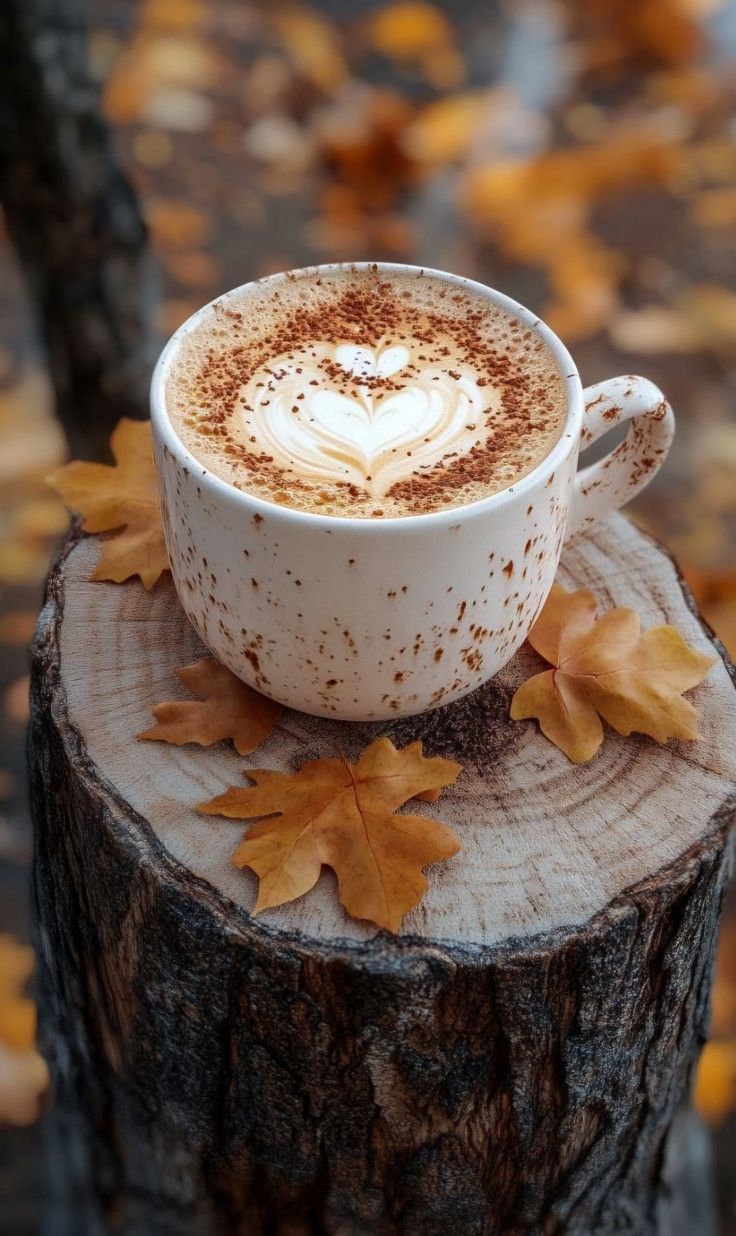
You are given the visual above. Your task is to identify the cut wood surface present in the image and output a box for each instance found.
[54,513,736,946]
[29,513,736,1236]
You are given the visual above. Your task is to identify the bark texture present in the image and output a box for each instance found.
[29,523,736,1235]
[0,0,154,459]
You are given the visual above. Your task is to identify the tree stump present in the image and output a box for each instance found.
[29,514,736,1236]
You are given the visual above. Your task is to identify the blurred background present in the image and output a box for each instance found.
[1,0,735,1229]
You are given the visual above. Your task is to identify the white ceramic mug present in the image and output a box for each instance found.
[151,263,674,721]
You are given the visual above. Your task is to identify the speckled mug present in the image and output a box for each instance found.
[151,262,674,721]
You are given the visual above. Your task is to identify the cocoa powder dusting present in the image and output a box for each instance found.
[167,267,567,518]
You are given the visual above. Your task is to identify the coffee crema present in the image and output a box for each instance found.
[166,267,567,518]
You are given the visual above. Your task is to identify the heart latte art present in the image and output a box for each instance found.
[167,268,569,517]
[240,341,493,497]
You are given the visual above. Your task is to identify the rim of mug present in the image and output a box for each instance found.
[150,261,583,532]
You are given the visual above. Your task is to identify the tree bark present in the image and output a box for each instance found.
[0,0,155,460]
[29,515,736,1235]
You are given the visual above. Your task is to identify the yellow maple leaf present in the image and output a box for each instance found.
[138,659,281,756]
[48,419,169,589]
[510,584,715,763]
[200,737,462,931]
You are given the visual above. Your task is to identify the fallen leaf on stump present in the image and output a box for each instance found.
[138,659,281,755]
[48,419,169,589]
[510,584,714,763]
[200,737,462,931]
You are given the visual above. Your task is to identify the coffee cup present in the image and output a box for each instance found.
[150,262,674,721]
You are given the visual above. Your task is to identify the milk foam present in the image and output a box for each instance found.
[241,339,495,497]
[166,267,567,518]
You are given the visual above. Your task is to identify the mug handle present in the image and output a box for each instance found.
[567,375,675,538]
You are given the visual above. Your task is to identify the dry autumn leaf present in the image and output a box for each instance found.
[147,199,213,249]
[48,419,169,589]
[401,88,505,165]
[694,1040,736,1126]
[510,584,714,763]
[610,284,736,355]
[200,737,462,931]
[691,186,736,230]
[460,133,677,339]
[272,5,348,93]
[0,936,35,1050]
[138,659,281,756]
[0,936,48,1127]
[695,926,736,1126]
[366,1,465,90]
[605,0,702,67]
[0,1044,48,1128]
[709,927,736,1039]
[609,305,702,353]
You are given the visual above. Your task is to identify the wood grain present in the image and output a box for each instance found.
[55,513,736,946]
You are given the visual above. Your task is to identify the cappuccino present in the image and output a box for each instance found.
[166,267,567,518]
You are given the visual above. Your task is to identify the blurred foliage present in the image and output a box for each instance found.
[0,937,47,1127]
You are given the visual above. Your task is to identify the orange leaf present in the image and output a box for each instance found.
[200,737,462,931]
[147,199,212,249]
[459,133,677,341]
[401,89,504,165]
[0,1045,49,1128]
[0,936,48,1127]
[138,659,281,756]
[694,1040,736,1126]
[272,6,347,92]
[510,583,715,762]
[0,937,35,1052]
[691,186,736,231]
[366,2,465,89]
[48,419,169,589]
